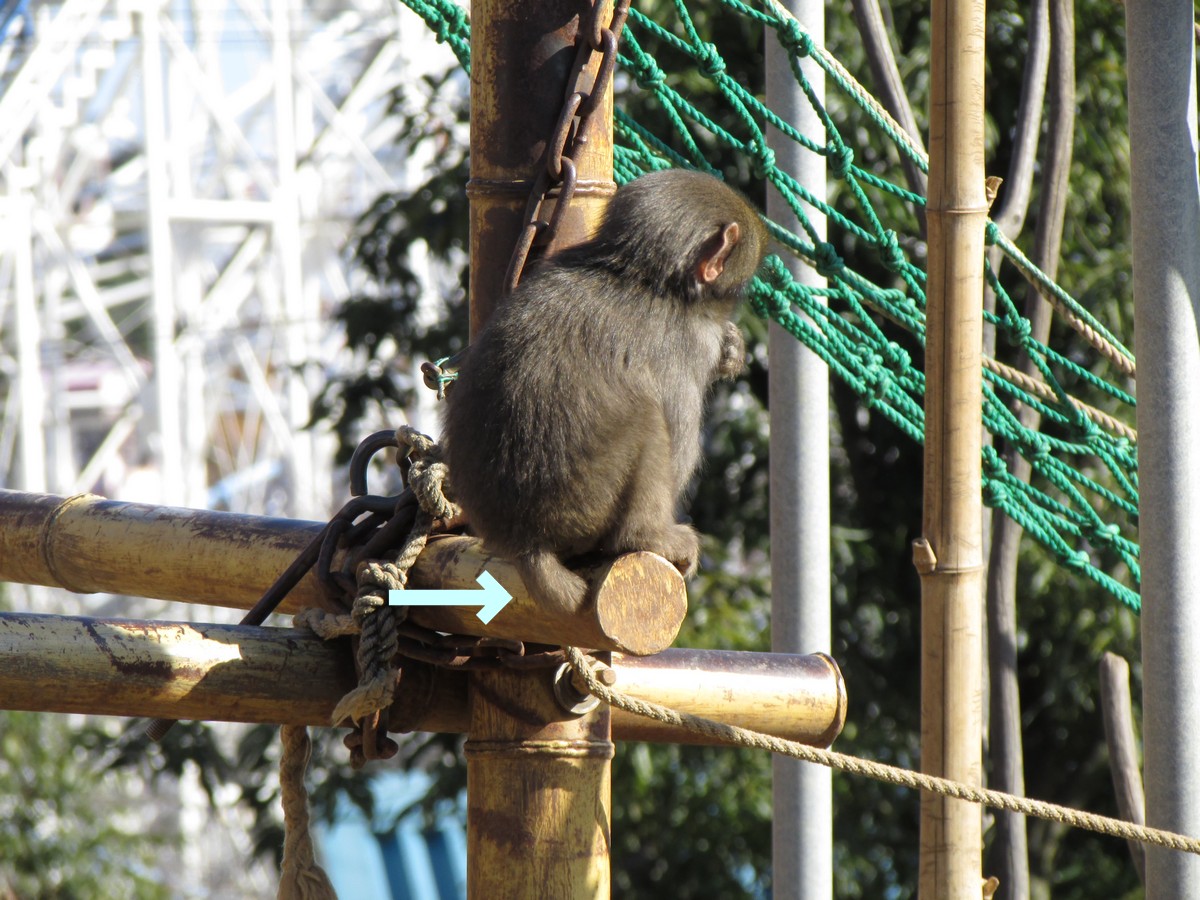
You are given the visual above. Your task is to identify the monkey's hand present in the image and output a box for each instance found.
[716,321,746,380]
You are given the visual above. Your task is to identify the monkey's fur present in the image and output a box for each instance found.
[443,169,768,614]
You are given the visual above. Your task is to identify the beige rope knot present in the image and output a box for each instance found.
[396,424,461,522]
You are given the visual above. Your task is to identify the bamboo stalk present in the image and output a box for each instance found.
[466,1,618,896]
[917,0,987,890]
[0,490,684,656]
[0,611,846,748]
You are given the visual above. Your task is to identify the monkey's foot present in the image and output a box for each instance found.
[653,524,700,579]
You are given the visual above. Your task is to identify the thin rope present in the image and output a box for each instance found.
[563,646,1200,857]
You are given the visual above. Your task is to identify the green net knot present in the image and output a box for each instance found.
[697,42,726,78]
[1089,522,1122,546]
[748,139,777,178]
[813,241,844,278]
[1002,311,1032,346]
[880,339,911,372]
[757,288,790,321]
[984,479,1009,507]
[1027,434,1052,462]
[1065,549,1091,570]
[878,229,906,273]
[985,221,1001,246]
[628,56,666,90]
[827,142,854,179]
[777,18,814,58]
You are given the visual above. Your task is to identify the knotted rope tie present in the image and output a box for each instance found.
[279,426,459,900]
[297,425,460,728]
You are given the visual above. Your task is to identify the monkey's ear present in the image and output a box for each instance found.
[696,222,741,284]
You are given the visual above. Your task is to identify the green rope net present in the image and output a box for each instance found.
[398,0,1141,611]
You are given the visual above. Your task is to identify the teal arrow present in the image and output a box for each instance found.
[388,570,513,624]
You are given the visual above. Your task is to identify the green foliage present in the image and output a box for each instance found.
[310,69,470,463]
[0,712,170,899]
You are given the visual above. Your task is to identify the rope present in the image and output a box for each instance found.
[278,426,459,900]
[562,646,1200,858]
[300,425,460,729]
[277,725,338,900]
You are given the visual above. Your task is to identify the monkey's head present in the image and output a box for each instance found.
[592,169,769,304]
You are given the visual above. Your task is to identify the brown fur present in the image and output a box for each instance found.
[443,169,768,613]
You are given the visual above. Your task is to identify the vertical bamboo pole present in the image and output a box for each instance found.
[766,6,832,898]
[917,0,986,892]
[465,2,616,897]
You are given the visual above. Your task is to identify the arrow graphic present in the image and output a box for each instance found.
[388,570,513,624]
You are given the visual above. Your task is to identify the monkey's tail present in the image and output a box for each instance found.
[516,549,589,615]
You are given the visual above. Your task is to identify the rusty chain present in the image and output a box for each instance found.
[501,0,631,294]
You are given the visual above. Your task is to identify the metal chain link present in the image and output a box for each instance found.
[502,0,631,294]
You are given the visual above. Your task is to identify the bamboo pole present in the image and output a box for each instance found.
[0,490,683,655]
[916,0,987,890]
[0,612,846,747]
[466,1,616,896]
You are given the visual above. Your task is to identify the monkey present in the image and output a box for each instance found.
[442,168,769,614]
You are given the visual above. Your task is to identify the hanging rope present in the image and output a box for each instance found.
[277,725,338,900]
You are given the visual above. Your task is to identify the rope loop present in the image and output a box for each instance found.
[696,41,726,78]
[812,241,844,278]
[776,18,813,58]
[827,141,854,179]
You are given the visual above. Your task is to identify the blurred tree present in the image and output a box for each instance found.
[0,711,170,899]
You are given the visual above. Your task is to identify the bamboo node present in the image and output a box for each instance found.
[911,537,938,574]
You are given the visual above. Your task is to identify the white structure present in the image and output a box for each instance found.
[0,0,438,523]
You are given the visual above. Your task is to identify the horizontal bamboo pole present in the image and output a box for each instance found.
[0,612,846,747]
[0,490,684,655]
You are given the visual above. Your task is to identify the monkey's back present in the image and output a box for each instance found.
[443,262,725,561]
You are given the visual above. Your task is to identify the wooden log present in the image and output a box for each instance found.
[0,489,685,655]
[1099,651,1147,883]
[0,611,847,748]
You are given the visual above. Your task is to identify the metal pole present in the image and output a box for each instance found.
[10,167,46,492]
[765,5,831,899]
[917,0,986,890]
[271,0,320,520]
[1125,0,1200,893]
[140,0,185,506]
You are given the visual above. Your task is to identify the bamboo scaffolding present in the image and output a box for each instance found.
[0,489,683,656]
[0,612,846,747]
[917,0,987,890]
